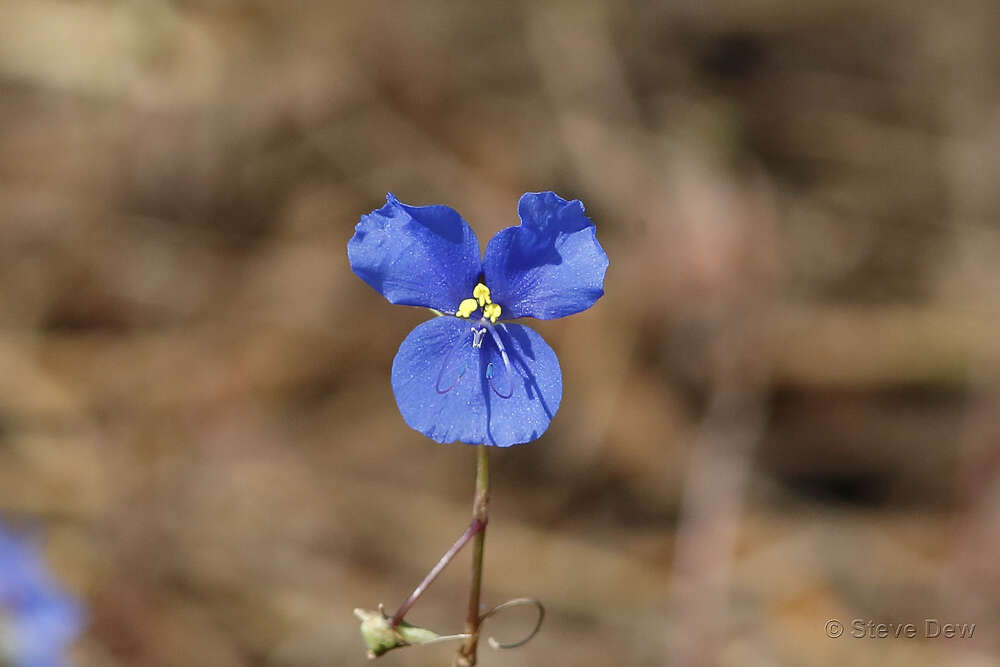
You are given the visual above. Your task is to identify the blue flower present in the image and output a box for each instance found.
[0,521,84,667]
[349,191,608,447]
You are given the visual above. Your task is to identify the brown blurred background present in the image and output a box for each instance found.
[2,1,999,666]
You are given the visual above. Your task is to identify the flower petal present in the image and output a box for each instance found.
[0,523,84,667]
[391,316,562,447]
[348,194,482,312]
[483,191,608,320]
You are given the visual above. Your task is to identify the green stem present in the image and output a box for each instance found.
[454,445,490,667]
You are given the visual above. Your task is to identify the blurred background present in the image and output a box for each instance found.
[1,1,999,665]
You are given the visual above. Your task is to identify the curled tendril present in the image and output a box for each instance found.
[480,597,545,650]
[411,597,545,650]
[357,597,544,657]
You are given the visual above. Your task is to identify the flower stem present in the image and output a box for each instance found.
[455,444,490,667]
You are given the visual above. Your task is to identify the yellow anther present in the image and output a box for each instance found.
[473,282,492,307]
[456,298,478,318]
[483,303,502,323]
[457,283,501,322]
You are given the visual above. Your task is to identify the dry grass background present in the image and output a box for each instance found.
[2,1,1000,666]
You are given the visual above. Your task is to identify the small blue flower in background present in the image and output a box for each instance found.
[349,191,609,447]
[0,521,84,667]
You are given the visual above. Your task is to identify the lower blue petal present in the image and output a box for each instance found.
[391,316,562,447]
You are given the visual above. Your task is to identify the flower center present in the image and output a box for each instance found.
[456,282,502,323]
[439,286,515,399]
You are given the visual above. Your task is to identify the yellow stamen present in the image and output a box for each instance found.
[483,303,501,323]
[456,283,502,322]
[473,282,492,307]
[456,298,478,318]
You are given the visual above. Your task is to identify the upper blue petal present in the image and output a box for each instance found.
[348,194,483,312]
[482,191,608,320]
[391,316,562,447]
